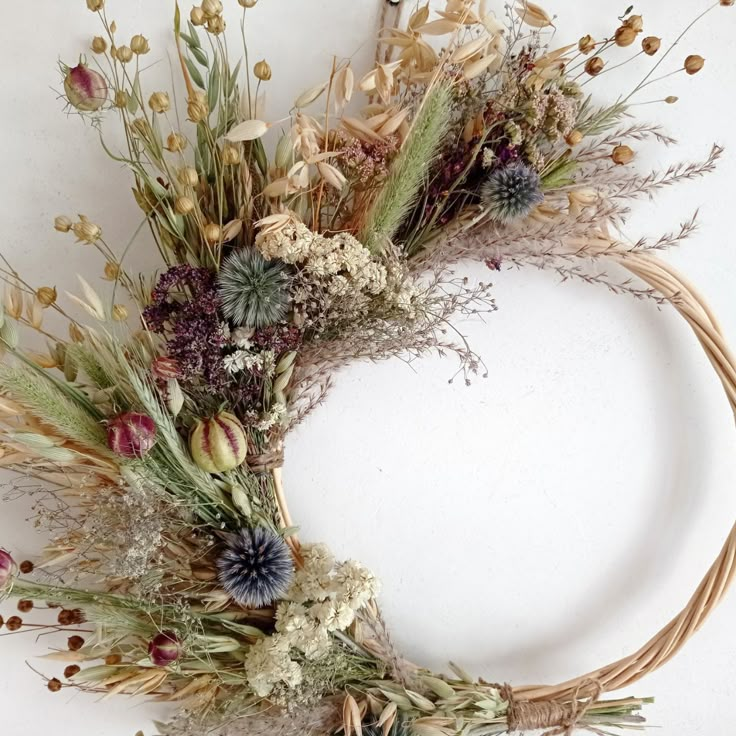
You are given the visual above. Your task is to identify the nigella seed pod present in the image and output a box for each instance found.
[107,412,157,458]
[149,631,182,667]
[189,413,248,473]
[0,549,15,588]
[63,64,109,112]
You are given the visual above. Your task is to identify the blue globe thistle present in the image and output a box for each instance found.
[217,527,294,608]
[218,248,291,328]
[480,162,544,224]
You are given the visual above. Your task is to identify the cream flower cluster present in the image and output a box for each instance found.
[243,543,380,698]
[257,223,392,330]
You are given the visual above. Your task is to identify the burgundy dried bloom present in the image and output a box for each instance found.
[107,412,157,458]
[19,560,34,574]
[67,635,85,651]
[0,549,15,587]
[64,665,81,679]
[149,631,182,667]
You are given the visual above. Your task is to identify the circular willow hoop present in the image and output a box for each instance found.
[273,247,736,725]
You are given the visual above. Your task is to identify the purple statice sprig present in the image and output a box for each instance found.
[143,265,229,393]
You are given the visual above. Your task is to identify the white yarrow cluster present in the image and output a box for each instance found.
[243,543,380,698]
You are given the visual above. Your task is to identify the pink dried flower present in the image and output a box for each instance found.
[63,63,108,112]
[148,631,182,667]
[0,549,15,587]
[107,413,157,458]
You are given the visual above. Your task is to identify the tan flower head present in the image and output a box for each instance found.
[665,95,679,104]
[565,129,583,146]
[206,15,226,34]
[684,54,705,74]
[103,262,121,280]
[91,36,107,54]
[166,132,188,152]
[614,26,637,47]
[578,34,595,54]
[202,0,223,17]
[204,223,222,243]
[178,167,199,187]
[115,45,134,64]
[149,92,171,114]
[131,34,150,55]
[112,304,129,322]
[175,196,195,215]
[115,90,129,109]
[254,59,272,81]
[624,14,644,32]
[187,92,209,122]
[222,144,241,166]
[584,56,605,76]
[86,0,104,11]
[36,287,57,307]
[611,144,635,165]
[239,0,257,6]
[191,6,206,25]
[642,36,661,56]
[54,215,72,233]
[71,215,102,244]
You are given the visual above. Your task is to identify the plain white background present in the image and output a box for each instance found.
[2,0,736,734]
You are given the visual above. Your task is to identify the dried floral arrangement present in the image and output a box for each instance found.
[1,0,736,734]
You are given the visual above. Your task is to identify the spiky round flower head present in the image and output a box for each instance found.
[481,162,544,224]
[217,527,294,608]
[218,248,291,328]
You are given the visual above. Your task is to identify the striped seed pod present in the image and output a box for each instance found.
[189,412,247,473]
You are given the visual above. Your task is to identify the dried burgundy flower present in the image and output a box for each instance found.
[58,609,86,626]
[0,549,15,587]
[63,63,108,112]
[67,635,85,651]
[19,560,34,574]
[107,413,157,458]
[64,665,81,679]
[148,631,182,667]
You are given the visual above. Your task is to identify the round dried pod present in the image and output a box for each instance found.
[566,130,583,147]
[36,287,57,307]
[190,412,248,473]
[19,560,34,574]
[105,654,122,666]
[107,413,156,458]
[67,635,85,651]
[64,665,81,679]
[47,678,63,693]
[54,216,72,233]
[615,26,637,47]
[685,54,705,75]
[624,14,644,32]
[611,144,635,165]
[191,7,206,25]
[578,34,595,54]
[178,167,199,187]
[584,56,605,76]
[202,0,223,17]
[71,217,102,244]
[254,59,272,81]
[203,223,222,244]
[86,0,104,10]
[17,600,33,613]
[116,45,134,64]
[6,616,22,631]
[239,0,257,6]
[722,0,735,5]
[206,15,226,35]
[187,93,209,123]
[642,36,661,55]
[166,132,188,152]
[131,34,150,55]
[91,36,107,54]
[115,90,129,109]
[665,95,679,104]
[222,144,241,166]
[58,608,86,626]
[175,196,195,215]
[149,92,171,114]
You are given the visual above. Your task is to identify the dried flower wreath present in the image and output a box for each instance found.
[1,0,735,734]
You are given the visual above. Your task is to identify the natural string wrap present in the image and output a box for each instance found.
[502,680,602,734]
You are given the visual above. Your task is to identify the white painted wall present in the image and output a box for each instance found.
[2,1,736,734]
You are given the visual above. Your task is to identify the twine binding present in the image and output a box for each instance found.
[247,446,284,474]
[502,680,602,734]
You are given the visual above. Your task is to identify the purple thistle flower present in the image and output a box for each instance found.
[217,527,294,608]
